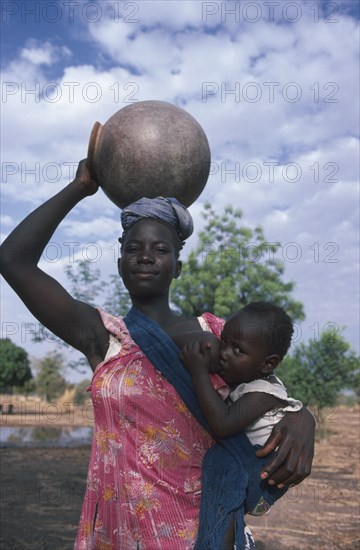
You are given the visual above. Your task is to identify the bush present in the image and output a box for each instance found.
[74,379,91,405]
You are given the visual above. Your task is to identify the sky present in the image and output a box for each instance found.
[1,0,359,382]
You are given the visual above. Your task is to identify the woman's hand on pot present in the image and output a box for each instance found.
[74,159,99,196]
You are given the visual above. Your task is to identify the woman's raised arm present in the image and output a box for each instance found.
[0,160,109,369]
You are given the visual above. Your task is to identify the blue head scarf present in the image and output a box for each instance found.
[121,197,194,243]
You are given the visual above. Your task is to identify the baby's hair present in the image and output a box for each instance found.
[230,301,294,359]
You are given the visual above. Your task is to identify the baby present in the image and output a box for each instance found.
[181,301,302,517]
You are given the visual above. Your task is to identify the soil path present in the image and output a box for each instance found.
[1,406,359,549]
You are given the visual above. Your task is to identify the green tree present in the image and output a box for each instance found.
[64,260,103,306]
[277,329,360,412]
[0,338,33,393]
[74,379,92,405]
[103,273,132,317]
[14,377,37,396]
[171,203,305,320]
[33,260,131,370]
[33,260,106,371]
[34,352,67,402]
[353,370,360,403]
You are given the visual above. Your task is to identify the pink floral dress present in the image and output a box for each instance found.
[74,310,225,550]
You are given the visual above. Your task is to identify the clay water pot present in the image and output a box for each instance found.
[87,100,211,208]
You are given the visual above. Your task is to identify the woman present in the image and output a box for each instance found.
[1,160,315,549]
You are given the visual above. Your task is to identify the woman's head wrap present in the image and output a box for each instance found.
[120,197,194,243]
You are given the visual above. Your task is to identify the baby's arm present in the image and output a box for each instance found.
[181,341,284,438]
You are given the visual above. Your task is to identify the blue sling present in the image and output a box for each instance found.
[124,307,285,549]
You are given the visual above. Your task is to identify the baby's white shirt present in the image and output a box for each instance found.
[228,375,303,446]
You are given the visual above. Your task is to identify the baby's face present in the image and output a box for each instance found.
[217,317,269,387]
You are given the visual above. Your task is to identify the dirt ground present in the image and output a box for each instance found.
[0,406,359,549]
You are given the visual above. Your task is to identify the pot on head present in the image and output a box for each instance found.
[87,100,211,208]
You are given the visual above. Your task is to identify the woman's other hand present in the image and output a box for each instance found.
[256,406,315,488]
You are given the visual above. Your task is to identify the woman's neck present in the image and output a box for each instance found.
[130,297,202,342]
[130,296,178,327]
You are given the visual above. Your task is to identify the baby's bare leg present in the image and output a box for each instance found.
[222,514,235,550]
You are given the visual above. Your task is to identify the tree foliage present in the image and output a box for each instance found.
[353,370,360,402]
[65,259,131,316]
[34,352,67,402]
[33,260,131,370]
[74,379,92,405]
[277,328,360,410]
[103,273,132,317]
[65,260,103,306]
[33,204,306,370]
[0,338,33,393]
[171,203,305,321]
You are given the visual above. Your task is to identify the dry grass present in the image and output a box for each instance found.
[248,406,360,549]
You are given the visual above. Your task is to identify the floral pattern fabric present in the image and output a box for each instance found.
[74,310,225,550]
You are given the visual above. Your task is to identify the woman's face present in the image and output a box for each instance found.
[118,219,182,300]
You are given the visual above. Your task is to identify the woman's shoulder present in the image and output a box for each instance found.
[97,308,128,338]
[94,309,138,366]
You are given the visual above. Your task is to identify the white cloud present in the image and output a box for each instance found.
[0,215,14,226]
[1,1,359,362]
[20,40,72,66]
[62,215,120,239]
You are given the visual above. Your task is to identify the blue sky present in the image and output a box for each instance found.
[1,0,359,381]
